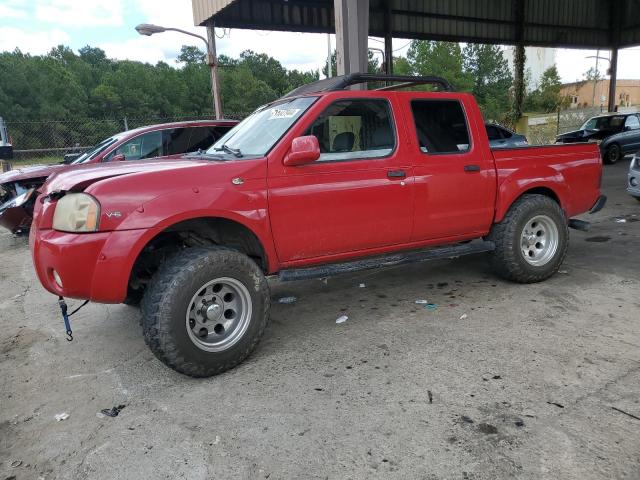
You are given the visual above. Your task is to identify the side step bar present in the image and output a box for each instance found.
[279,240,495,282]
[568,219,591,232]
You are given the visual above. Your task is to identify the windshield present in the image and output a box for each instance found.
[207,96,317,157]
[581,115,625,131]
[71,135,120,164]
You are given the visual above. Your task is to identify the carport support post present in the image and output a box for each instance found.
[384,3,393,74]
[607,48,618,112]
[334,0,369,78]
[607,1,620,113]
[511,0,526,128]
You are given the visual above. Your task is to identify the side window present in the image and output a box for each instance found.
[486,125,502,141]
[113,131,163,161]
[187,127,221,152]
[165,128,192,155]
[305,99,395,162]
[625,115,640,130]
[411,100,471,154]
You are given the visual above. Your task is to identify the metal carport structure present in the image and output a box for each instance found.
[191,0,640,112]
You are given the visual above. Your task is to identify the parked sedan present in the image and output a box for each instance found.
[556,113,640,164]
[0,119,238,234]
[485,123,528,148]
[628,152,640,202]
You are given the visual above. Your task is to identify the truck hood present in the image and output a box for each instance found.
[0,164,65,184]
[42,158,213,194]
[556,128,617,143]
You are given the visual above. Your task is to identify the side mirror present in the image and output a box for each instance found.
[112,153,125,162]
[283,136,320,166]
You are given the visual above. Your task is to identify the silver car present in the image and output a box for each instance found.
[628,152,640,202]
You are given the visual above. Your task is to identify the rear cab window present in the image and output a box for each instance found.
[410,99,471,154]
[305,99,396,162]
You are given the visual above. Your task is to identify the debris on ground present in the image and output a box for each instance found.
[460,415,474,424]
[427,390,433,404]
[415,299,428,304]
[10,460,22,468]
[611,406,640,421]
[459,314,468,320]
[100,404,126,418]
[514,419,525,427]
[54,412,69,421]
[478,423,498,434]
[425,303,437,310]
[547,401,565,409]
[277,296,297,304]
[336,315,348,324]
[358,283,366,288]
[615,218,627,223]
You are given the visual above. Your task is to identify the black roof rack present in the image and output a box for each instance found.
[282,73,454,98]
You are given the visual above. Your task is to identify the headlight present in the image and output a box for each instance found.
[0,188,35,212]
[52,193,100,232]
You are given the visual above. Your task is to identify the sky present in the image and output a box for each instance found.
[1,0,640,84]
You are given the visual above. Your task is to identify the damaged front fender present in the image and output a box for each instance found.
[0,187,37,234]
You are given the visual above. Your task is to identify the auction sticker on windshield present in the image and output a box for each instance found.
[269,108,301,119]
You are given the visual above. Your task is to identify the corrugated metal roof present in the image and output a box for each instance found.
[191,0,640,48]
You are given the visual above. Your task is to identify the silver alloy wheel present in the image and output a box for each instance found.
[520,214,559,266]
[185,277,252,352]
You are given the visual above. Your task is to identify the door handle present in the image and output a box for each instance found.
[387,170,406,178]
[464,165,481,172]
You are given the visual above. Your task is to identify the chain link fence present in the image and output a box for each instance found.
[5,113,249,164]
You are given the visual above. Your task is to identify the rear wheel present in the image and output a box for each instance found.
[141,247,270,377]
[604,144,621,164]
[488,194,568,283]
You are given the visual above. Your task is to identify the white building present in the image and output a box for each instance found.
[504,46,557,91]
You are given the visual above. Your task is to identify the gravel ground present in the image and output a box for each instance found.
[1,160,639,480]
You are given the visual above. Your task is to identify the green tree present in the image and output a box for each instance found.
[406,41,473,91]
[321,50,381,77]
[177,45,206,65]
[462,44,513,121]
[524,66,566,113]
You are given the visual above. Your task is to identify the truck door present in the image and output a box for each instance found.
[402,97,496,241]
[268,96,414,263]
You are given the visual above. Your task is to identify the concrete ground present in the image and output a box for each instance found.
[1,160,639,480]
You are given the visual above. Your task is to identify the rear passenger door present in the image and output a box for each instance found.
[403,97,496,241]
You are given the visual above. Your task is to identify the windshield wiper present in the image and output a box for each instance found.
[214,143,243,158]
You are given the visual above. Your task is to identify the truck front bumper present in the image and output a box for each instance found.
[30,225,154,303]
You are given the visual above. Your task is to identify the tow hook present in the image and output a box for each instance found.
[57,296,89,341]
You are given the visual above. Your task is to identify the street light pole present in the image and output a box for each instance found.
[135,23,223,119]
[206,24,223,120]
[586,53,611,109]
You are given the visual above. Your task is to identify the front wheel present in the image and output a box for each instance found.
[141,247,270,377]
[604,144,621,164]
[487,194,568,283]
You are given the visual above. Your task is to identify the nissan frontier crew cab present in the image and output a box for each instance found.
[30,74,606,377]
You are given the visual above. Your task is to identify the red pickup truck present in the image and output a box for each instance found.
[30,74,605,377]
